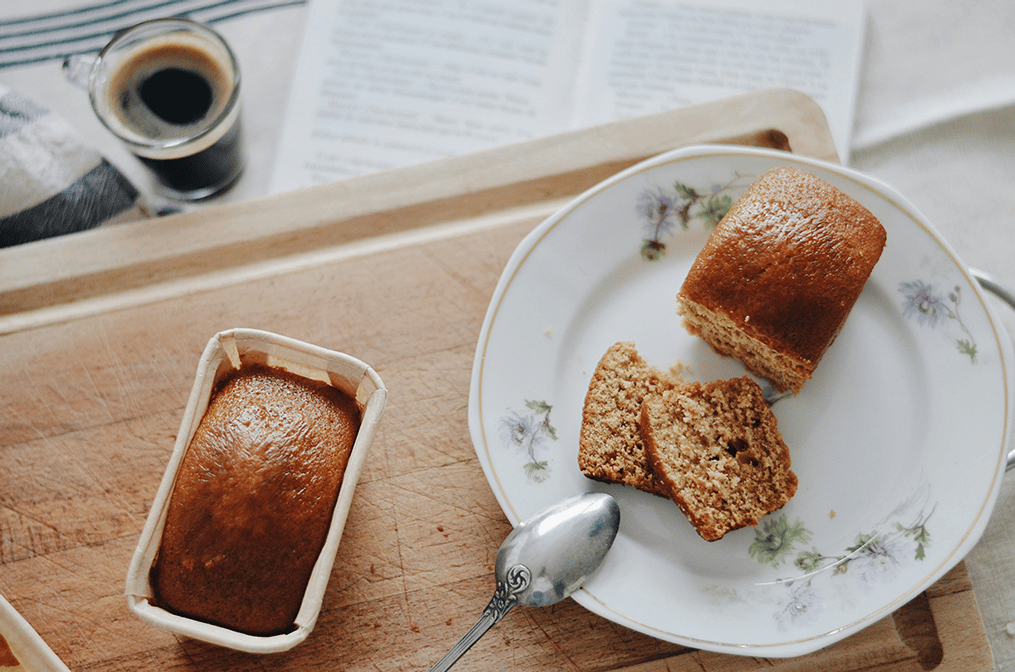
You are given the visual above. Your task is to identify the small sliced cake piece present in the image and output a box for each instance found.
[578,341,678,497]
[677,166,887,393]
[641,376,797,541]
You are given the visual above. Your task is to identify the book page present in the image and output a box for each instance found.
[271,0,866,192]
[571,0,867,161]
[270,0,587,192]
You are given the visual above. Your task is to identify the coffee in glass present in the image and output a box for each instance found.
[86,19,244,200]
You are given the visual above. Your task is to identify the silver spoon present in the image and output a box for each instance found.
[428,492,621,672]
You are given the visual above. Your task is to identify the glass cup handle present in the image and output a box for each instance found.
[62,53,97,89]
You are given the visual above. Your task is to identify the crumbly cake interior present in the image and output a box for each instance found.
[641,377,797,541]
[677,300,807,394]
[578,341,677,497]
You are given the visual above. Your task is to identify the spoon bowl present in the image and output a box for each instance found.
[496,492,620,608]
[429,492,620,671]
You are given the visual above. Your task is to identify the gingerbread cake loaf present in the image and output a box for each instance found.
[149,365,361,636]
[677,166,887,394]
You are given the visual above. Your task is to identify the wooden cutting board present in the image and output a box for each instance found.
[0,88,993,671]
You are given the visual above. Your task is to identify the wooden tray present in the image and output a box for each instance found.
[0,88,992,671]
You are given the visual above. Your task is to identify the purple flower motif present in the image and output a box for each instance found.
[899,279,977,361]
[637,189,678,235]
[499,410,535,448]
[774,582,823,630]
[847,532,913,589]
[635,175,747,261]
[899,280,947,327]
[499,400,557,482]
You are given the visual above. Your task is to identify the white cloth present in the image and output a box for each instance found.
[849,3,1015,668]
[0,84,146,246]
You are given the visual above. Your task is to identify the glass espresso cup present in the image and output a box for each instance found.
[76,19,245,200]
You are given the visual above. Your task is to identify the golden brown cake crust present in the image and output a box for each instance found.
[641,377,797,541]
[150,365,360,636]
[578,341,676,497]
[677,166,886,392]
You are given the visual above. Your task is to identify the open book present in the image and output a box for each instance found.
[269,0,866,193]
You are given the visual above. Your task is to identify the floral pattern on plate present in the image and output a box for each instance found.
[899,279,978,362]
[707,484,935,630]
[636,174,752,261]
[498,400,557,482]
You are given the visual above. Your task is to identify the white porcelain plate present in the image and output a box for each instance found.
[467,145,1013,657]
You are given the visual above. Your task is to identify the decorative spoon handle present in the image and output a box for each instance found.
[427,609,499,672]
[428,565,531,672]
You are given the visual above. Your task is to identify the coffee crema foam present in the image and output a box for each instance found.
[101,34,235,149]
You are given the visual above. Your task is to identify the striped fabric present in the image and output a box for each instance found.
[0,0,305,70]
[0,84,145,247]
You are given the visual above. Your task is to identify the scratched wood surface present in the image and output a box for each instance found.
[0,89,993,671]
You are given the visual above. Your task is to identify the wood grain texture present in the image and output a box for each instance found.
[0,88,825,326]
[0,90,992,671]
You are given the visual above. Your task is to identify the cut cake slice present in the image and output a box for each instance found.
[641,376,797,541]
[578,341,677,497]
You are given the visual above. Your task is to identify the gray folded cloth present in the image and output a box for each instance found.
[0,84,148,248]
